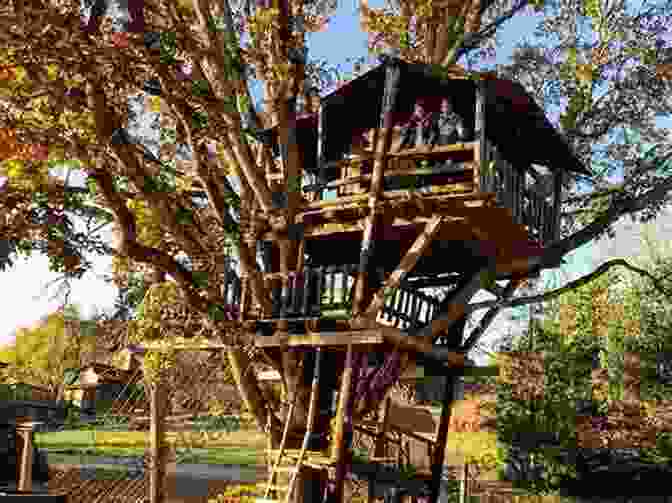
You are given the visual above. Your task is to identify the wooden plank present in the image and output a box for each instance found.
[364,216,444,318]
[254,331,385,348]
[334,143,475,164]
[304,164,473,193]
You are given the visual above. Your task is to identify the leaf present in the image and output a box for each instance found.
[192,271,209,289]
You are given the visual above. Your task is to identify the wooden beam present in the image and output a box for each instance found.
[380,328,466,367]
[285,348,323,503]
[363,215,444,319]
[474,79,488,193]
[429,376,457,503]
[353,61,403,316]
[254,331,385,348]
[412,264,494,341]
[332,343,355,503]
[147,376,168,503]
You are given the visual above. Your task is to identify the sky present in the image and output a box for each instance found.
[0,0,669,363]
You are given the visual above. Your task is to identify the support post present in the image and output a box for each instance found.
[429,376,457,503]
[374,396,392,459]
[474,79,488,192]
[331,344,355,503]
[15,418,40,492]
[148,376,168,503]
[353,60,402,317]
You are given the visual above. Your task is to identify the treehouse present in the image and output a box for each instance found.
[228,56,588,503]
[242,56,589,338]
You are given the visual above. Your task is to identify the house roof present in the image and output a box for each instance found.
[318,57,591,177]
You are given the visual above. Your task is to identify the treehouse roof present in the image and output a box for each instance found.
[319,57,591,177]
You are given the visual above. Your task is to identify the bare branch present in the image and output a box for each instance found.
[464,258,672,314]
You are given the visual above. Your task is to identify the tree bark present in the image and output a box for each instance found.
[225,346,282,445]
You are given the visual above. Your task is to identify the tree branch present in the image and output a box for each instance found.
[456,0,530,59]
[461,278,522,353]
[464,258,672,314]
[88,166,211,314]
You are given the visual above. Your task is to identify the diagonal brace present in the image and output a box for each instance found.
[411,262,497,342]
[362,215,445,319]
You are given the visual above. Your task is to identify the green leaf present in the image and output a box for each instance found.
[160,127,177,145]
[86,176,97,196]
[287,175,301,193]
[208,305,226,322]
[159,32,177,65]
[192,79,211,97]
[192,271,209,289]
[176,207,193,225]
[191,110,209,129]
[237,93,250,115]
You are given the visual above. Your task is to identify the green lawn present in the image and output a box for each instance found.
[36,428,267,466]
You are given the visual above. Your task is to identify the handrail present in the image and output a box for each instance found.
[250,265,442,329]
[303,164,472,193]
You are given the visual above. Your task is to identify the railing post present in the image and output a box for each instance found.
[552,169,563,241]
[474,79,488,193]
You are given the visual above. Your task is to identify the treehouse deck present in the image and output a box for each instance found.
[236,56,588,353]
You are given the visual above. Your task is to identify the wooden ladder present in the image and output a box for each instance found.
[261,348,328,503]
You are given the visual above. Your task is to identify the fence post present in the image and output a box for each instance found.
[459,462,469,503]
[147,375,168,503]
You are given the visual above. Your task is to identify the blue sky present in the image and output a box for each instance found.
[0,1,669,360]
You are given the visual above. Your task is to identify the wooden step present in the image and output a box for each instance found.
[262,484,289,492]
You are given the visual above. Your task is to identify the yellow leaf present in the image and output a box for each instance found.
[46,64,60,81]
[576,63,594,84]
[149,95,162,113]
[12,65,26,84]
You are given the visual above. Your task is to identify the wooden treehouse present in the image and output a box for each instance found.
[228,56,588,503]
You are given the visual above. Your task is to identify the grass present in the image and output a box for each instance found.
[36,428,268,466]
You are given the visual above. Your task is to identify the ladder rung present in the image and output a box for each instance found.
[266,449,327,457]
[264,485,289,492]
[269,466,299,472]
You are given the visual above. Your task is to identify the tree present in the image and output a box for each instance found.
[490,245,672,497]
[0,0,672,501]
[0,307,96,402]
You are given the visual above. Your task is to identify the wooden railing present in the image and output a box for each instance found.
[247,264,441,328]
[485,148,559,246]
[303,143,477,199]
[377,287,442,330]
